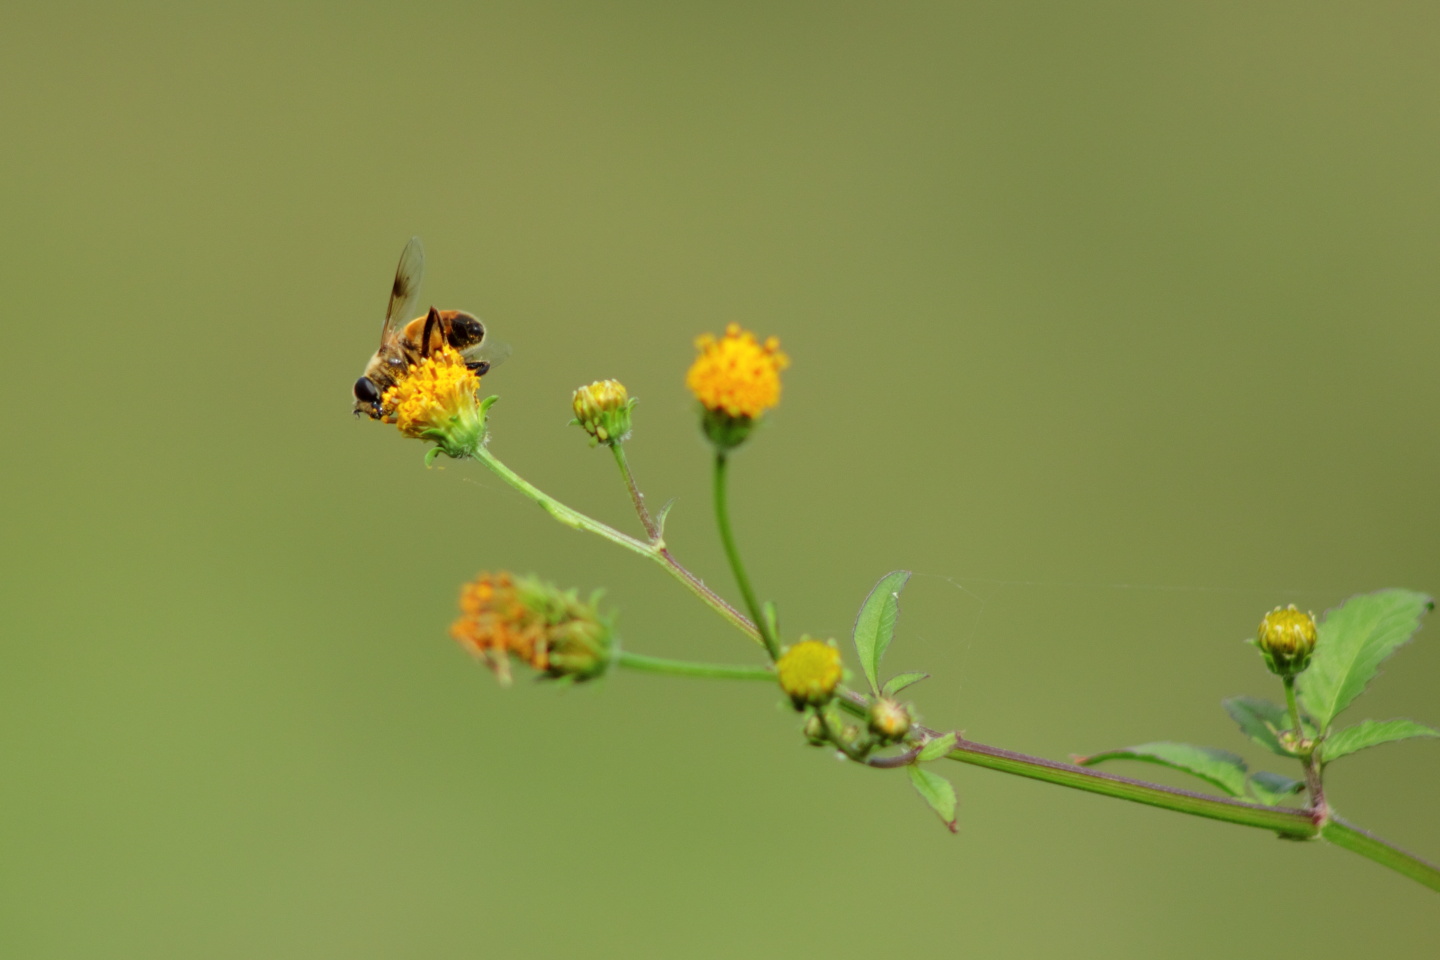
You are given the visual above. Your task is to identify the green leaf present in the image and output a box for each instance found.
[1298,589,1432,733]
[916,732,957,762]
[1247,771,1304,806]
[907,765,958,832]
[1224,696,1303,757]
[1077,742,1249,797]
[654,498,676,537]
[852,570,911,695]
[1321,718,1440,764]
[882,672,929,697]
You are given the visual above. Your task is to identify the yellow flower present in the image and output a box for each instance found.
[687,325,789,418]
[571,379,635,446]
[450,571,614,685]
[1255,604,1319,677]
[380,346,487,458]
[775,637,842,708]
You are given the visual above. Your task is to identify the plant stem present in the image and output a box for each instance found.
[1282,675,1328,815]
[611,443,660,542]
[1322,818,1440,893]
[713,452,780,660]
[471,445,762,647]
[1283,675,1305,742]
[615,649,774,681]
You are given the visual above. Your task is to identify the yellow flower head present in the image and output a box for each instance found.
[450,571,614,685]
[381,347,487,458]
[686,324,789,420]
[1255,604,1319,677]
[775,637,842,708]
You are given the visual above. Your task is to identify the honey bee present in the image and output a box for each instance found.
[352,237,503,419]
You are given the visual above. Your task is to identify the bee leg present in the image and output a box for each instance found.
[420,306,442,355]
[466,361,491,376]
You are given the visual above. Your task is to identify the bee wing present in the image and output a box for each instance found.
[380,236,425,343]
[461,330,512,371]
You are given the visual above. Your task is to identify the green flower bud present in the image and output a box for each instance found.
[1254,604,1318,677]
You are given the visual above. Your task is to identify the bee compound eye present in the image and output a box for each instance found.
[353,377,381,403]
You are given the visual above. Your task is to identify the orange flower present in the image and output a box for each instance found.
[380,346,487,457]
[686,324,789,419]
[450,572,613,685]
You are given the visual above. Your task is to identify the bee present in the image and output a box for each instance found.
[352,237,502,419]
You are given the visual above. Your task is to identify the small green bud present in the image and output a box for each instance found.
[1254,604,1319,677]
[802,714,828,746]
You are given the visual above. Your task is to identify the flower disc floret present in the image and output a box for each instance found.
[571,379,635,446]
[381,346,486,457]
[776,638,842,708]
[686,324,789,419]
[1255,604,1318,677]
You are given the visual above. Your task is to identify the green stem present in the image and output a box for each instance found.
[713,452,780,660]
[1283,675,1305,744]
[1322,818,1440,893]
[471,445,762,646]
[611,443,660,542]
[615,650,774,681]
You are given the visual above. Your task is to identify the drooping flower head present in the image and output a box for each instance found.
[450,571,614,685]
[380,346,489,458]
[686,324,789,450]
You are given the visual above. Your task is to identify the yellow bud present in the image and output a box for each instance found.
[868,698,913,741]
[571,379,634,447]
[775,638,842,709]
[1255,604,1318,677]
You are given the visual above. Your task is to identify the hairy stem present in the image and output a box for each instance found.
[611,443,660,542]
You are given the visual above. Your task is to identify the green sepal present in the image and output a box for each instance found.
[1247,771,1304,806]
[1320,718,1440,764]
[1298,589,1432,733]
[883,672,929,697]
[916,732,957,762]
[852,570,911,695]
[1223,696,1311,757]
[907,765,958,832]
[1077,742,1249,798]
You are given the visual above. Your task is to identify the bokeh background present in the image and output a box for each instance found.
[3,2,1438,956]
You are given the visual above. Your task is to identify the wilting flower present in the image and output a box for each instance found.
[1254,604,1319,677]
[571,379,636,447]
[775,637,842,708]
[450,571,614,685]
[380,346,489,458]
[686,324,789,450]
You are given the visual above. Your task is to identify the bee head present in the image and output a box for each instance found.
[446,311,486,350]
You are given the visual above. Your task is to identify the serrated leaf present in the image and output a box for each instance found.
[1247,771,1304,806]
[882,672,929,697]
[1320,718,1440,764]
[907,765,958,832]
[1298,589,1432,733]
[1223,696,1305,757]
[852,570,911,694]
[916,732,957,762]
[1077,742,1249,797]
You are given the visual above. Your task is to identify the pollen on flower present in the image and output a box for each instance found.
[380,346,485,456]
[686,324,790,419]
[450,571,614,685]
[775,637,842,708]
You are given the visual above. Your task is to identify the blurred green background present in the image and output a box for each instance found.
[3,2,1438,956]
